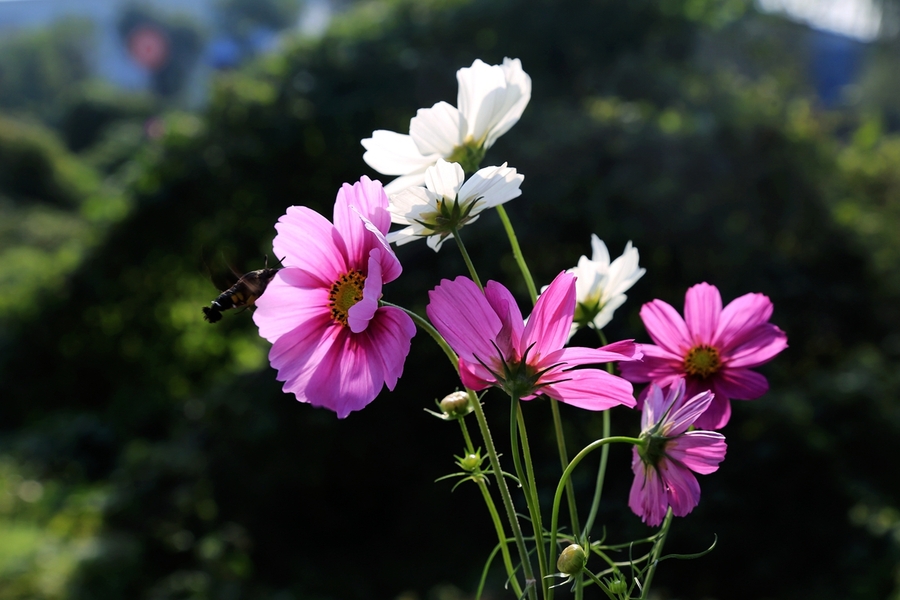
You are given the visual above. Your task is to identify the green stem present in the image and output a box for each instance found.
[582,409,610,537]
[452,227,483,291]
[380,301,458,371]
[459,419,524,599]
[549,399,581,540]
[583,329,615,537]
[640,509,673,599]
[548,436,641,580]
[470,390,538,599]
[495,205,537,304]
[515,401,550,597]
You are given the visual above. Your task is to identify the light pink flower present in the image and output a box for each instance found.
[619,282,787,429]
[253,176,416,418]
[629,379,727,527]
[426,272,641,410]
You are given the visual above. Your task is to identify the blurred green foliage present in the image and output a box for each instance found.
[1,0,900,598]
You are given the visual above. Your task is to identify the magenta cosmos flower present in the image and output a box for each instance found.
[426,271,641,410]
[253,176,416,418]
[629,379,727,527]
[619,282,787,429]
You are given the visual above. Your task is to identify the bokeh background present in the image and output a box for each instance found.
[1,0,899,598]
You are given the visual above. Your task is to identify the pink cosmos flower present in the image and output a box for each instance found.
[629,379,727,527]
[426,272,641,410]
[619,282,787,429]
[253,176,416,418]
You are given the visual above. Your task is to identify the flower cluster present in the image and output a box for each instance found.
[246,56,788,599]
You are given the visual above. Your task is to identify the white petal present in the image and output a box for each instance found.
[456,57,531,148]
[409,101,465,157]
[388,186,435,224]
[361,130,437,176]
[383,172,429,195]
[425,159,466,200]
[456,163,523,214]
[589,234,611,267]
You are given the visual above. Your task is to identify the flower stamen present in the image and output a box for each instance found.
[328,270,366,326]
[683,344,722,379]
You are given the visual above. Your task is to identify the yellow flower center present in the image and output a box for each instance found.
[328,270,366,326]
[683,344,722,379]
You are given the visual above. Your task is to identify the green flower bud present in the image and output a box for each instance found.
[607,576,627,595]
[459,453,481,472]
[556,543,586,575]
[440,391,471,418]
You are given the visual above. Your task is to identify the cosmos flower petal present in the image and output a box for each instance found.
[725,324,788,368]
[384,172,430,196]
[457,58,531,148]
[357,209,403,284]
[253,271,329,342]
[363,307,416,390]
[388,186,435,225]
[348,249,383,333]
[553,340,641,366]
[459,358,496,390]
[684,283,722,344]
[640,299,692,355]
[361,130,438,176]
[618,344,683,382]
[456,163,524,213]
[410,101,465,156]
[268,314,339,402]
[668,433,727,475]
[424,158,465,198]
[660,463,701,518]
[714,292,775,351]
[543,369,636,410]
[665,389,715,436]
[273,206,347,284]
[712,367,769,400]
[306,328,385,418]
[484,279,524,358]
[427,277,503,366]
[690,389,733,430]
[523,272,576,358]
[629,454,668,527]
[333,177,391,266]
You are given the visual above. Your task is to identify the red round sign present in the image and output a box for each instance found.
[127,25,169,71]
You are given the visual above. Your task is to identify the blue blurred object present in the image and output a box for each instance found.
[207,35,242,69]
[809,28,866,106]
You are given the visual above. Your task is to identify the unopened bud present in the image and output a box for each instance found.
[607,576,627,594]
[459,453,480,472]
[556,544,586,575]
[440,391,471,418]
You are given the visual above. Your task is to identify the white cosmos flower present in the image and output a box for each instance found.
[362,58,531,194]
[567,235,646,334]
[387,159,524,251]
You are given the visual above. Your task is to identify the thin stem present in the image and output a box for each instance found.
[470,390,538,599]
[515,402,550,597]
[583,329,615,537]
[380,301,458,371]
[640,509,673,599]
[549,399,581,540]
[548,436,641,580]
[459,418,524,599]
[582,409,610,537]
[452,227,483,291]
[495,205,537,304]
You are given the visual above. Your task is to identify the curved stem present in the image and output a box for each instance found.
[548,436,641,579]
[470,390,538,599]
[452,227,483,291]
[495,205,537,304]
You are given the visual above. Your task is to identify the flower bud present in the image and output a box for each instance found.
[440,391,471,418]
[607,576,627,595]
[459,453,480,472]
[556,543,586,575]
